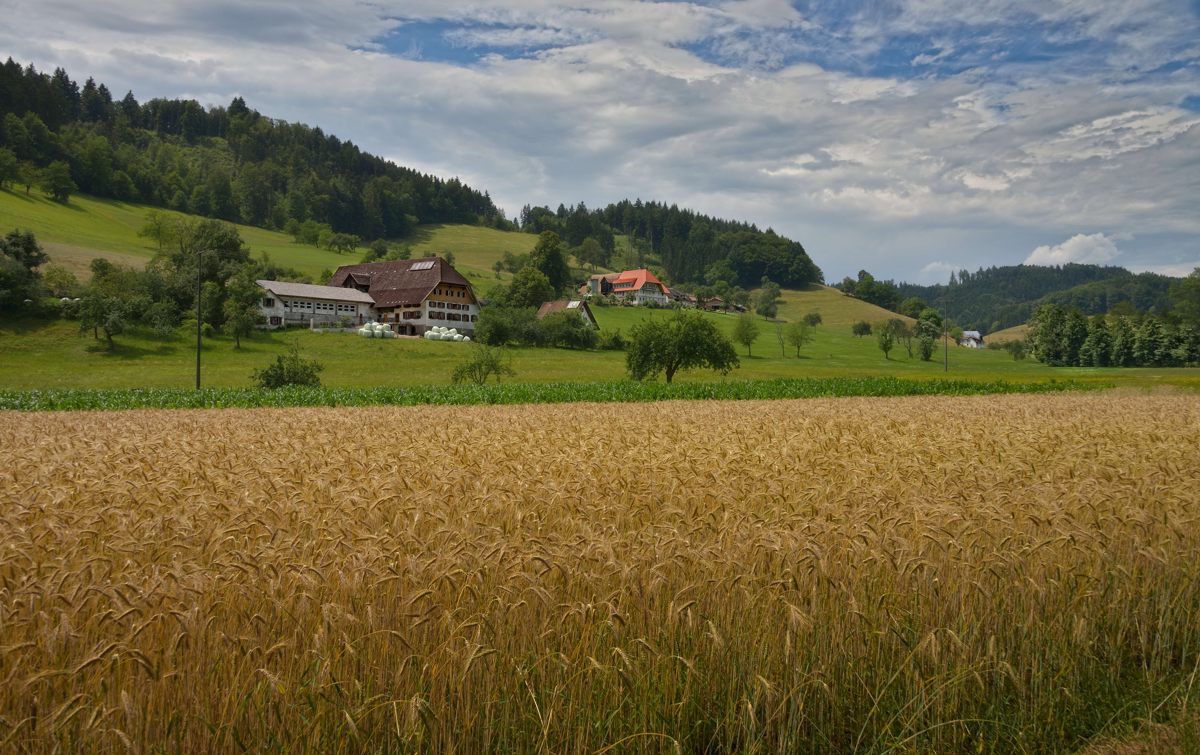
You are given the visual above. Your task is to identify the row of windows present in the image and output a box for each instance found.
[429,301,471,310]
[435,287,466,298]
[281,300,359,312]
[427,312,478,322]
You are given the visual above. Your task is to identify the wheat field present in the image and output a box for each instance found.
[1,395,1199,753]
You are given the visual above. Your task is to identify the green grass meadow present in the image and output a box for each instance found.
[4,188,1200,395]
[5,309,1199,393]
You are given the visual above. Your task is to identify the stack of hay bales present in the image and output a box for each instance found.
[423,326,470,342]
[357,322,395,338]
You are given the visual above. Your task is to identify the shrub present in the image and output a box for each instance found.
[540,311,598,350]
[252,344,323,388]
[597,329,626,351]
[451,344,516,385]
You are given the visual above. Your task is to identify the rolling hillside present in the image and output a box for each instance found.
[0,188,891,326]
[0,189,538,286]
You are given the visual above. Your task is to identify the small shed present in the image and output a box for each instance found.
[536,299,599,329]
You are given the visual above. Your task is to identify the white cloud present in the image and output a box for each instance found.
[918,261,958,283]
[0,0,1197,283]
[1025,233,1121,266]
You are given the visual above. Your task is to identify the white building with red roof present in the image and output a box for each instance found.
[609,268,669,306]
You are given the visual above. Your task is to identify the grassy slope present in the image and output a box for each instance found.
[3,188,1199,391]
[988,323,1030,343]
[6,312,1200,391]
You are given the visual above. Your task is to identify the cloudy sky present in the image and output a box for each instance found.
[4,0,1199,282]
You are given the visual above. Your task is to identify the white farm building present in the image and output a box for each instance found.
[257,280,375,328]
[255,257,480,336]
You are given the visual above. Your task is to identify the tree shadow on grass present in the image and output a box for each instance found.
[401,225,439,249]
[0,315,61,336]
[86,340,179,360]
[1,188,39,204]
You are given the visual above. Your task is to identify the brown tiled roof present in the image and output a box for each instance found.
[329,257,473,308]
[536,299,598,327]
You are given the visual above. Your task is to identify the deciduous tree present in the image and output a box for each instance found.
[733,313,760,355]
[626,310,739,383]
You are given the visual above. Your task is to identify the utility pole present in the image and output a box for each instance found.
[944,326,949,372]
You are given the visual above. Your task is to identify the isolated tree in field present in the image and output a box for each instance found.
[17,162,39,195]
[916,308,942,361]
[733,313,760,355]
[852,320,872,337]
[784,320,813,356]
[222,267,263,348]
[876,320,895,359]
[138,210,178,252]
[803,311,823,327]
[528,231,572,293]
[41,160,76,203]
[754,279,782,319]
[890,319,915,358]
[626,310,739,383]
[78,293,128,348]
[451,344,516,385]
[326,233,360,255]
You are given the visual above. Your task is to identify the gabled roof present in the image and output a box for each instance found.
[328,257,473,308]
[611,268,668,294]
[962,330,983,339]
[256,280,375,303]
[536,299,598,328]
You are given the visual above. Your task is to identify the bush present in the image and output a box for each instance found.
[451,345,516,385]
[597,329,626,351]
[475,306,544,346]
[252,344,323,388]
[540,311,598,350]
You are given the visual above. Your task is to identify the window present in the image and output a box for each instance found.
[448,313,461,321]
[403,310,420,319]
[430,311,445,320]
[262,297,275,308]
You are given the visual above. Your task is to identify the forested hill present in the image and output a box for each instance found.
[0,59,510,239]
[1,59,823,292]
[519,200,823,289]
[895,264,1178,332]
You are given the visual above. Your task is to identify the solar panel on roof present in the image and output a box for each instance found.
[410,260,435,271]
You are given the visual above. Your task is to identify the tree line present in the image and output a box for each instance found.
[519,199,823,290]
[837,263,1184,334]
[1027,283,1200,368]
[0,59,510,238]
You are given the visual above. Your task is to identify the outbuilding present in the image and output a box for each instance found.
[256,280,375,328]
